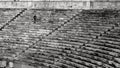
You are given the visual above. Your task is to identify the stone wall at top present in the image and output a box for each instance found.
[0,0,90,9]
[90,0,120,9]
[0,0,119,9]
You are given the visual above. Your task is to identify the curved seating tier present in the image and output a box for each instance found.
[0,9,120,68]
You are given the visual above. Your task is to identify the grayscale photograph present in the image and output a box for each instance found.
[0,0,120,68]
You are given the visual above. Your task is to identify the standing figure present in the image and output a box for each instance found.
[33,15,37,24]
